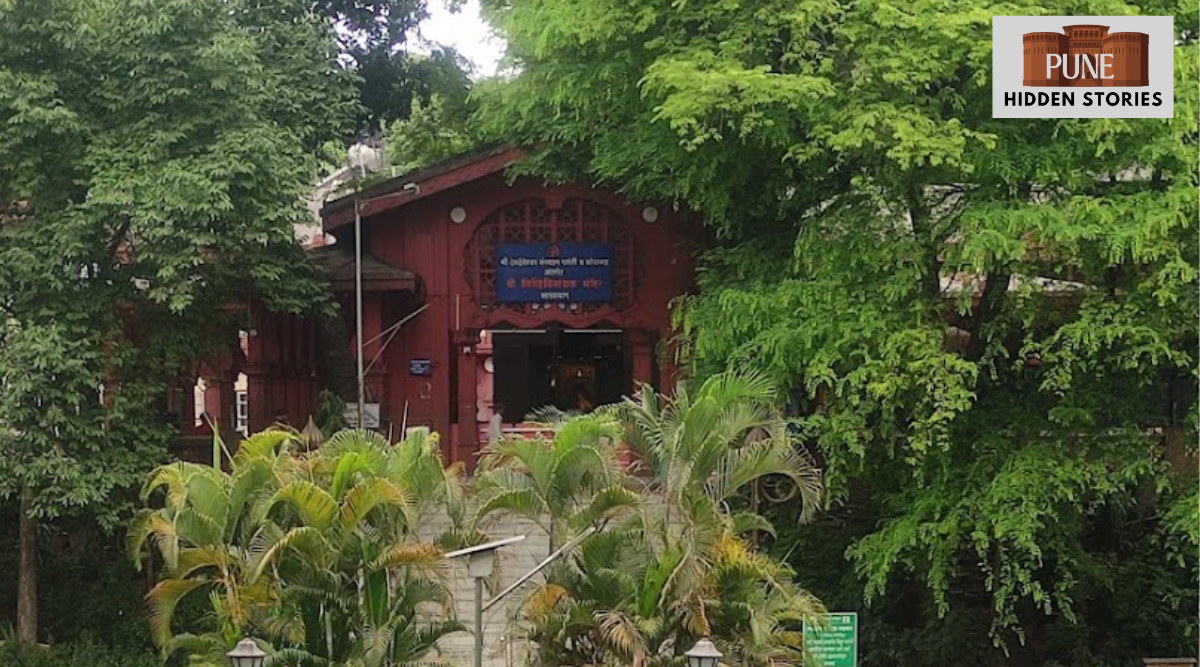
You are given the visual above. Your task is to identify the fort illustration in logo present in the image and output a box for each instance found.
[1022,25,1149,87]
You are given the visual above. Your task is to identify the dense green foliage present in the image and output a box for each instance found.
[0,0,356,644]
[479,373,827,666]
[0,0,352,523]
[475,0,1198,662]
[0,508,161,648]
[131,428,466,667]
[320,0,474,132]
[0,640,159,667]
[384,93,479,174]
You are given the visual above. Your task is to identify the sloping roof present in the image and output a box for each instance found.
[307,243,417,292]
[320,145,522,231]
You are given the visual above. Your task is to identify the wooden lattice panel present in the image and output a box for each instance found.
[465,198,634,315]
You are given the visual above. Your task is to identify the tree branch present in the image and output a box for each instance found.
[964,269,1011,362]
[907,187,943,302]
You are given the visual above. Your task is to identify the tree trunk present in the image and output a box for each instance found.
[16,487,38,648]
[313,305,357,402]
[964,270,1011,361]
[907,197,945,304]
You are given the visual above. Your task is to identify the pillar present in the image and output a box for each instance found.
[454,329,480,471]
[629,329,655,393]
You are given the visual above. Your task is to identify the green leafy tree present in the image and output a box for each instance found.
[0,0,355,646]
[475,0,1197,661]
[315,0,473,133]
[384,93,479,174]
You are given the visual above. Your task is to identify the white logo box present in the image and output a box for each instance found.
[992,16,1174,118]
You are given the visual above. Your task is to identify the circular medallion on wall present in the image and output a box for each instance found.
[450,206,468,224]
[642,206,659,223]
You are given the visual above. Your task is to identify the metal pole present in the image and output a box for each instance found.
[354,184,365,429]
[483,526,597,612]
[474,575,484,667]
[364,303,431,375]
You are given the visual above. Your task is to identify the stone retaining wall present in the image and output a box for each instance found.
[416,512,551,667]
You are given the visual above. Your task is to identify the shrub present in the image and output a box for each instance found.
[0,639,159,667]
[131,428,467,667]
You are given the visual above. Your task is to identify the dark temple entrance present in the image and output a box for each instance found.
[491,328,631,422]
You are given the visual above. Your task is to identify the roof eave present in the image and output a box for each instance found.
[321,145,524,231]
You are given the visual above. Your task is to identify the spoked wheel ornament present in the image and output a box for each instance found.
[760,473,798,503]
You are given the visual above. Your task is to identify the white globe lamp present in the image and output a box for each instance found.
[685,636,723,667]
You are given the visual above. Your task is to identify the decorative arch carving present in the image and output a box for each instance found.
[464,198,635,315]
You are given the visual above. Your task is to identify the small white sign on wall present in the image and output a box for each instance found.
[343,403,381,429]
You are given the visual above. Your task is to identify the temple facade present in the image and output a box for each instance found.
[225,147,700,467]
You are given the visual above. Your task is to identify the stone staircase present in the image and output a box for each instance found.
[415,511,553,667]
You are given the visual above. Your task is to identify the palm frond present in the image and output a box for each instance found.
[147,578,210,646]
[471,487,547,529]
[246,525,330,584]
[330,449,387,499]
[525,583,570,620]
[729,512,776,538]
[369,542,444,574]
[233,429,299,466]
[570,485,640,531]
[127,509,159,566]
[267,646,331,667]
[269,481,338,531]
[596,609,650,667]
[707,440,822,520]
[337,477,414,533]
[174,545,235,579]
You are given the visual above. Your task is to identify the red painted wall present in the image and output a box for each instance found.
[247,171,701,465]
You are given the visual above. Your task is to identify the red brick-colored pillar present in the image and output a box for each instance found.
[454,329,480,471]
[629,329,655,392]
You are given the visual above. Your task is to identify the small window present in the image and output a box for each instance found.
[235,376,249,436]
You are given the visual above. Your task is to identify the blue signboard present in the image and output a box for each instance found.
[409,358,433,376]
[496,243,613,303]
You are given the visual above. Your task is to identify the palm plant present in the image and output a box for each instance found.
[524,525,680,667]
[472,412,639,552]
[129,429,303,657]
[516,371,827,666]
[525,522,822,667]
[132,427,467,667]
[615,372,823,633]
[618,371,823,522]
[702,533,824,666]
[255,429,465,667]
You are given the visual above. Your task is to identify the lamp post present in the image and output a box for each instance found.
[343,142,410,431]
[444,535,527,667]
[349,159,367,429]
[685,636,723,667]
[346,142,383,429]
[444,528,599,667]
[226,637,267,667]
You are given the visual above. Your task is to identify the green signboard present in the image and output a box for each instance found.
[803,612,858,667]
